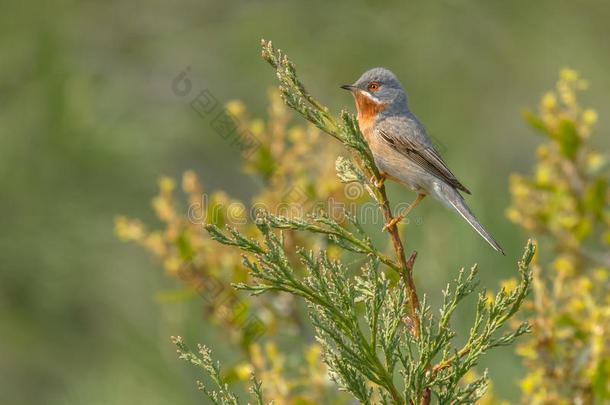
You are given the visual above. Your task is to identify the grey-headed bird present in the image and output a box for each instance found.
[341,68,504,254]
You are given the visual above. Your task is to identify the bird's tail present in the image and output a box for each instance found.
[432,182,505,255]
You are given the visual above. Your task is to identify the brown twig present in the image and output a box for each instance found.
[421,388,431,405]
[349,152,422,337]
[377,182,422,335]
[431,345,473,378]
[373,175,429,404]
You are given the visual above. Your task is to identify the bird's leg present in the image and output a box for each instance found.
[383,194,426,231]
[371,172,387,189]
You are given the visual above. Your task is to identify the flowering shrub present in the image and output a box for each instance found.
[508,69,609,404]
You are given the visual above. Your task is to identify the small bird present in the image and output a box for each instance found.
[341,68,504,254]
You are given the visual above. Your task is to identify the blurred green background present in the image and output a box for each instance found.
[2,1,609,403]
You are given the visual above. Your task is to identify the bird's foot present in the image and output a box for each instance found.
[371,173,386,189]
[382,194,426,232]
[382,216,403,231]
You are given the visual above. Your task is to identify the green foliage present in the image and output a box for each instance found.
[205,211,534,404]
[171,39,536,405]
[172,336,267,405]
[557,120,580,160]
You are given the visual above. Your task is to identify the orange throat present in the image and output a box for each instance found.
[353,92,387,138]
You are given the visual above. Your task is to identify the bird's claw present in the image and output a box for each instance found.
[382,194,425,232]
[382,217,402,231]
[371,174,385,189]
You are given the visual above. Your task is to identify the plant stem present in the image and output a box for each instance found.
[377,183,422,336]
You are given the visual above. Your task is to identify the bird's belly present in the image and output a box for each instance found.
[373,145,428,192]
[363,127,432,193]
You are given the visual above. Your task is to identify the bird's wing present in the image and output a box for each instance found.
[378,128,471,194]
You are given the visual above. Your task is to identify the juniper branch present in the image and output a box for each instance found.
[182,40,539,405]
[171,336,240,405]
[261,38,421,333]
[207,210,536,404]
[172,336,271,405]
[431,240,535,377]
[264,211,401,272]
[207,213,404,403]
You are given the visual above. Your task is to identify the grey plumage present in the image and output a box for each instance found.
[344,67,505,254]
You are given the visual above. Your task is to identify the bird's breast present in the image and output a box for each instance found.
[354,93,387,137]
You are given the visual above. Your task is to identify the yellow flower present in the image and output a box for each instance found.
[510,174,530,198]
[560,68,578,82]
[553,256,574,277]
[235,362,254,380]
[159,176,175,194]
[537,144,550,159]
[250,119,265,135]
[536,165,552,186]
[249,344,265,369]
[582,109,598,125]
[506,207,522,224]
[594,268,608,282]
[265,341,279,360]
[500,278,518,294]
[182,170,200,194]
[114,216,146,242]
[521,370,543,394]
[485,290,495,308]
[579,278,593,292]
[152,196,174,222]
[163,256,182,274]
[144,232,167,257]
[305,344,322,366]
[326,245,342,261]
[560,89,576,106]
[587,152,605,172]
[542,92,557,110]
[516,343,537,360]
[462,369,478,384]
[226,100,246,117]
[288,127,305,142]
[556,213,579,229]
[568,298,585,313]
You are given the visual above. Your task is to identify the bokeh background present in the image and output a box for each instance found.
[2,1,609,403]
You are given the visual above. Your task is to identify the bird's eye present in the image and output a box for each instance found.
[367,82,379,92]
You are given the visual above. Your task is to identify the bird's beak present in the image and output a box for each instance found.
[340,84,358,92]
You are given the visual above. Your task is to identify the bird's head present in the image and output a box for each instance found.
[341,67,408,114]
